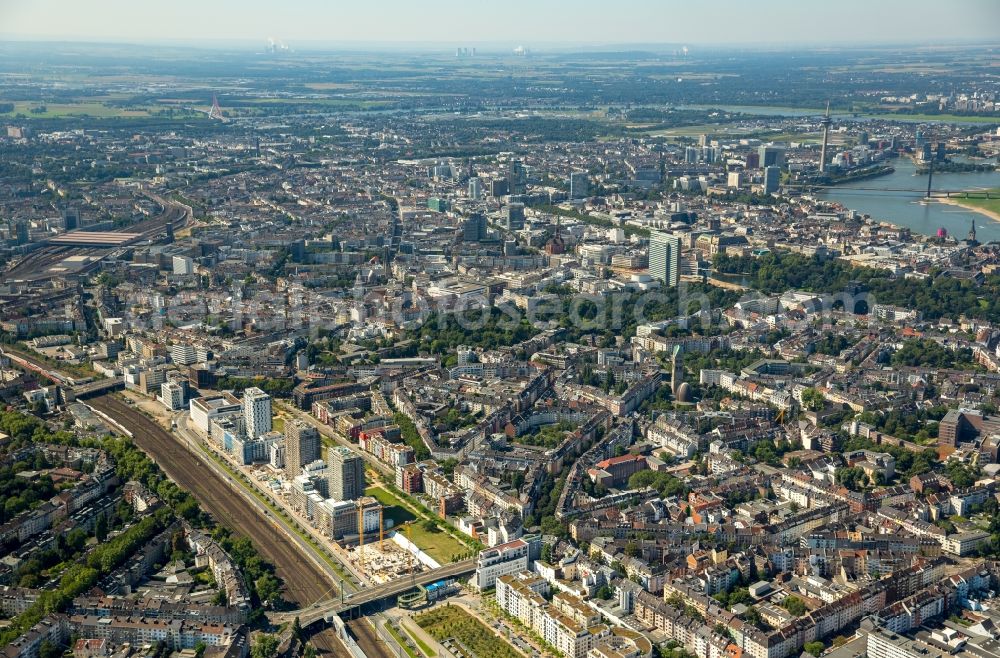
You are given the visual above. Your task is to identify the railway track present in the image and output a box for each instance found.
[3,246,85,281]
[347,618,394,658]
[130,204,187,234]
[86,394,383,656]
[2,199,189,283]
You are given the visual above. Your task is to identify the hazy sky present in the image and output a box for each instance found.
[1,0,999,47]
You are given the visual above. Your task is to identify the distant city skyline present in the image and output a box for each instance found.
[1,0,999,48]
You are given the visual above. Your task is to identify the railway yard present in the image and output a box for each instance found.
[3,197,189,282]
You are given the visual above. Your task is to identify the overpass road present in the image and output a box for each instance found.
[270,557,477,627]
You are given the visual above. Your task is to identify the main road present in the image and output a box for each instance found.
[271,556,477,626]
[88,394,390,658]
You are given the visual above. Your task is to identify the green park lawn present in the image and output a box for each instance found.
[415,606,520,658]
[365,486,471,564]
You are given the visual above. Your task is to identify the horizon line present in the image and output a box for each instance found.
[0,35,998,54]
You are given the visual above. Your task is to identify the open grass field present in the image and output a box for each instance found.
[0,100,150,118]
[647,123,729,138]
[757,131,822,143]
[415,606,521,658]
[949,189,1000,218]
[367,486,418,526]
[0,100,203,119]
[365,486,471,564]
[239,97,394,108]
[302,82,358,90]
[404,523,472,565]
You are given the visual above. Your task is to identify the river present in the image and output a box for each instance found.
[677,104,999,125]
[816,157,1000,243]
[678,104,855,119]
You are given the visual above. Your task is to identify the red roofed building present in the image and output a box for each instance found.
[688,491,725,524]
[587,453,648,489]
[73,638,108,658]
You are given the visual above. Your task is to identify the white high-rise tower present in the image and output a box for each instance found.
[242,387,272,439]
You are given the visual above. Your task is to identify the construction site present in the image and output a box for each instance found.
[346,533,429,586]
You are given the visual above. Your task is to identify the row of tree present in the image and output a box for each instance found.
[0,407,288,645]
[394,412,432,460]
[0,508,171,645]
[215,376,297,397]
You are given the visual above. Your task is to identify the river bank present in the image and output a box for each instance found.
[817,157,1000,242]
[936,195,1000,225]
[826,164,895,186]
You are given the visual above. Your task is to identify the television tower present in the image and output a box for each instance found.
[819,101,832,174]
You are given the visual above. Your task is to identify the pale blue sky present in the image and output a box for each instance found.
[1,0,998,48]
